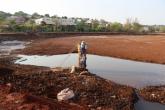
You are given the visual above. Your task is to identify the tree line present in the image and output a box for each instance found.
[0,11,165,33]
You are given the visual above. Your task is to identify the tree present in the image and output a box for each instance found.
[91,19,99,31]
[31,12,41,19]
[62,16,67,19]
[44,14,50,17]
[110,22,123,32]
[159,26,165,32]
[14,11,28,17]
[0,11,11,20]
[123,18,142,33]
[123,18,132,32]
[131,18,142,33]
[75,19,86,32]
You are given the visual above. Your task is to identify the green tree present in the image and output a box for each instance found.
[91,19,99,31]
[159,26,165,32]
[0,11,11,20]
[44,14,50,17]
[31,12,41,19]
[14,11,28,17]
[123,19,132,32]
[131,19,142,33]
[75,19,86,32]
[110,22,123,32]
[123,18,142,33]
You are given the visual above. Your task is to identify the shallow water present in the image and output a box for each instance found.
[134,93,165,110]
[15,53,165,88]
[15,53,165,110]
[0,40,28,55]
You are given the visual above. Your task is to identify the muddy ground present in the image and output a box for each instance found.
[0,57,136,110]
[1,33,165,109]
[18,34,165,64]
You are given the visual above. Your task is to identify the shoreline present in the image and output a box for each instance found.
[0,32,165,37]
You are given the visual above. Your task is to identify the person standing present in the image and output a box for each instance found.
[78,41,87,69]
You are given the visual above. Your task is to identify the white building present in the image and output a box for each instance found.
[85,19,92,24]
[141,26,149,32]
[35,17,76,26]
[58,18,76,26]
[35,17,54,25]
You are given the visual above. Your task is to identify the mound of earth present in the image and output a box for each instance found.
[0,62,136,110]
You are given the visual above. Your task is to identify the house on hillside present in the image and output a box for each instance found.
[58,18,76,26]
[7,16,26,24]
[35,17,54,25]
[85,19,92,24]
[35,17,76,26]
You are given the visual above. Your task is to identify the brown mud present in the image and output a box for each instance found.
[17,34,165,64]
[0,57,136,110]
[1,33,165,109]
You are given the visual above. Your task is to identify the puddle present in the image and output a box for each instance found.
[134,93,165,110]
[0,40,29,55]
[15,53,165,88]
[15,53,165,110]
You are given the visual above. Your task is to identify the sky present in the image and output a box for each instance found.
[0,0,165,25]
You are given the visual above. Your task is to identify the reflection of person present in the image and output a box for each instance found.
[77,43,81,66]
[80,55,87,68]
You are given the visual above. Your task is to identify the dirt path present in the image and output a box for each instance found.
[19,34,165,64]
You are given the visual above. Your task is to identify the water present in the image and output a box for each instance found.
[0,40,29,55]
[15,53,165,110]
[15,53,165,88]
[134,93,165,110]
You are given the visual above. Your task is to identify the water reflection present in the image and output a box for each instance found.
[15,53,165,88]
[135,93,165,110]
[0,40,28,55]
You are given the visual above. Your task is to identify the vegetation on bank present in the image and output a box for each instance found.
[0,11,165,33]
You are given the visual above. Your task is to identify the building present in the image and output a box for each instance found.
[35,17,54,25]
[141,25,149,32]
[85,19,92,24]
[58,18,76,26]
[35,17,76,26]
[7,16,26,24]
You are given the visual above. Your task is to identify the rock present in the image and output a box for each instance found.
[151,93,155,98]
[111,95,116,99]
[79,71,89,76]
[6,83,12,87]
[88,105,94,108]
[70,66,76,73]
[97,107,102,110]
[57,88,75,101]
[51,67,64,72]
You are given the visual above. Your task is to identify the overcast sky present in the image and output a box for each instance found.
[0,0,165,25]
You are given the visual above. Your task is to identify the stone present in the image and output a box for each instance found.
[57,88,75,101]
[79,71,89,75]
